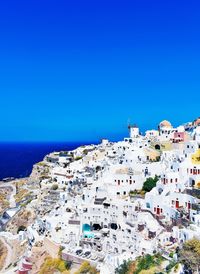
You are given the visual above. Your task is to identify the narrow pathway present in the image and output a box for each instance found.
[0,182,16,208]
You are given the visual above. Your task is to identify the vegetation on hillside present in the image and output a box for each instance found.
[74,156,83,161]
[74,261,99,274]
[115,260,133,274]
[115,254,163,274]
[115,239,200,274]
[129,190,145,197]
[0,240,7,271]
[14,188,30,203]
[39,257,71,274]
[0,193,9,213]
[179,238,200,273]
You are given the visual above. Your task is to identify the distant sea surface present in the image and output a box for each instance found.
[0,142,91,180]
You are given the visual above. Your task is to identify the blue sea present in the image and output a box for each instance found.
[0,142,91,180]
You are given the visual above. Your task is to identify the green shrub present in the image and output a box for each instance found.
[51,184,58,190]
[166,260,177,273]
[115,260,131,274]
[142,176,159,192]
[74,156,82,161]
[75,261,98,274]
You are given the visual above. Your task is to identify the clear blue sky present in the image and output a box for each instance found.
[0,0,200,142]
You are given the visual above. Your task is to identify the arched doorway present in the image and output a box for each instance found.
[110,223,118,230]
[155,144,160,150]
[92,223,102,230]
[189,178,195,187]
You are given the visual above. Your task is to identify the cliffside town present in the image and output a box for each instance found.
[1,118,200,273]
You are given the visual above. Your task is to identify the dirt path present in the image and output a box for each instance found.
[0,237,13,273]
[0,182,16,208]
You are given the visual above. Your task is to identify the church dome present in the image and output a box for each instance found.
[159,120,172,128]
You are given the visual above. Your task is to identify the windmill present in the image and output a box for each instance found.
[127,121,139,138]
